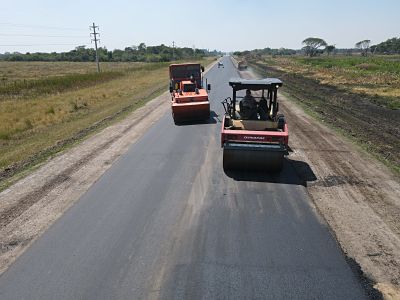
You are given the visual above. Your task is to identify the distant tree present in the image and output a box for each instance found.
[124,47,135,52]
[370,37,400,54]
[302,37,327,57]
[355,39,371,56]
[325,45,336,56]
[138,43,147,53]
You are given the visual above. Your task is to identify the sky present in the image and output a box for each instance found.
[0,0,399,53]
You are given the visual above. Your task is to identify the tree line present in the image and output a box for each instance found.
[233,37,400,57]
[370,38,400,54]
[0,43,219,62]
[233,48,296,57]
[302,37,400,57]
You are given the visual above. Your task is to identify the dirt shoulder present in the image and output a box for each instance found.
[239,66,400,299]
[284,95,400,299]
[0,60,217,276]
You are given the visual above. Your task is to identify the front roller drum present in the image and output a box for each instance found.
[172,103,210,124]
[223,147,284,172]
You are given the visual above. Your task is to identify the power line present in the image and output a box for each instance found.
[90,22,100,72]
[0,22,84,31]
[0,33,87,38]
[0,43,87,46]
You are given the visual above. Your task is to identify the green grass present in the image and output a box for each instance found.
[297,56,400,109]
[296,55,400,74]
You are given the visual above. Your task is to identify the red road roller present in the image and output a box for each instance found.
[221,78,289,172]
[169,63,211,123]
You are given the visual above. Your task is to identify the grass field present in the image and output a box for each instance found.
[0,61,144,80]
[260,55,400,109]
[0,58,214,178]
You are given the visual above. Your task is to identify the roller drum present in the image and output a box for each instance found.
[223,143,284,172]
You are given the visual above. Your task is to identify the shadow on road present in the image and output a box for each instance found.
[224,158,317,187]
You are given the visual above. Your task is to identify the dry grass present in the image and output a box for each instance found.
[0,61,145,81]
[0,58,213,171]
[260,55,400,109]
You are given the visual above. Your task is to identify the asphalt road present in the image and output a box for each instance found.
[0,56,368,299]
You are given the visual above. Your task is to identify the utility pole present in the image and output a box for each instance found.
[90,22,100,72]
[172,41,175,60]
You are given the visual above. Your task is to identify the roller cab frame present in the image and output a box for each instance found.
[221,78,289,172]
[169,63,211,123]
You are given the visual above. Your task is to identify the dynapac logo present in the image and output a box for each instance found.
[244,136,265,140]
